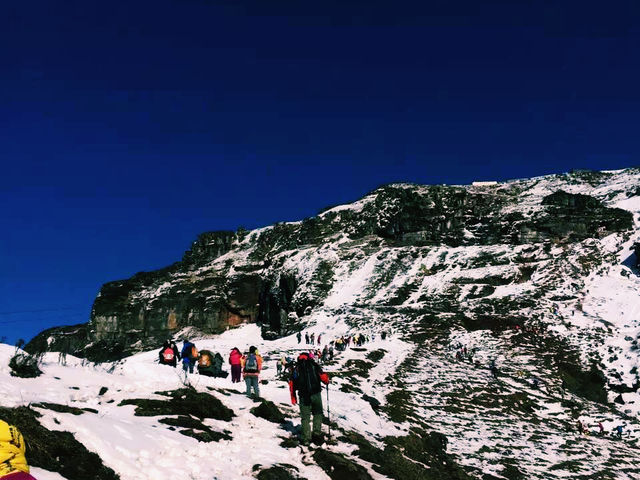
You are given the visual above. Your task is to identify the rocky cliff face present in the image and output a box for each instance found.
[28,169,636,361]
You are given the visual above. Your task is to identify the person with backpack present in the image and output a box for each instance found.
[241,346,263,398]
[296,332,302,344]
[158,340,170,365]
[212,352,226,377]
[289,352,330,446]
[0,420,38,479]
[159,340,179,367]
[229,347,243,383]
[181,340,198,374]
[321,345,329,362]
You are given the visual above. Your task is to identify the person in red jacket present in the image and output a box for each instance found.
[228,347,243,383]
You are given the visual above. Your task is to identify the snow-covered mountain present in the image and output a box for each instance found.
[6,167,640,479]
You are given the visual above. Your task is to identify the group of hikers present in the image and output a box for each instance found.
[158,340,263,392]
[297,330,387,350]
[577,419,626,438]
[297,331,322,345]
[157,336,331,446]
[159,327,384,381]
[454,344,474,363]
[154,328,385,446]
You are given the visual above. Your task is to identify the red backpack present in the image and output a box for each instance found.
[162,347,174,362]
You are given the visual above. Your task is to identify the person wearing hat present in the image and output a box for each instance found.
[0,420,38,479]
[241,346,263,398]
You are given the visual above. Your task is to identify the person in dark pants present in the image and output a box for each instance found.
[229,347,243,383]
[181,340,197,374]
[170,341,180,366]
[289,352,330,446]
[241,346,263,398]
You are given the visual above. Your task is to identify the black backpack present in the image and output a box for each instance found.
[294,358,321,397]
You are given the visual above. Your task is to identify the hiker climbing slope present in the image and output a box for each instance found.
[242,346,263,398]
[289,352,330,446]
[181,339,198,374]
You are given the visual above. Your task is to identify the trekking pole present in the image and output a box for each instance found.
[326,382,331,440]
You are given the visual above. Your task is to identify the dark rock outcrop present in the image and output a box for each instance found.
[250,399,287,423]
[0,406,120,480]
[313,450,373,480]
[182,230,236,265]
[25,323,89,357]
[533,190,633,242]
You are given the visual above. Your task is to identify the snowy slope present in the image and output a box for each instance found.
[7,168,640,480]
[1,324,411,480]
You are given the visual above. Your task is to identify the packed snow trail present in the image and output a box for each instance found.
[0,324,409,480]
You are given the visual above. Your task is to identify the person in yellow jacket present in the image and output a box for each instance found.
[0,420,37,479]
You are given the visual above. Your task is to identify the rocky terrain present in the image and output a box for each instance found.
[19,167,640,479]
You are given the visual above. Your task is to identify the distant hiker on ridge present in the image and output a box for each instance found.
[296,331,302,344]
[489,358,499,379]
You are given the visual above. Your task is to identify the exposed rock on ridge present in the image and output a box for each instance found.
[27,169,635,361]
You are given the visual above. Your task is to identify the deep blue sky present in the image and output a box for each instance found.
[1,1,639,345]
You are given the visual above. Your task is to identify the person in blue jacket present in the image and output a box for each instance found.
[181,339,197,374]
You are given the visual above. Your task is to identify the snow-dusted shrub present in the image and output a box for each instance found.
[9,351,43,378]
